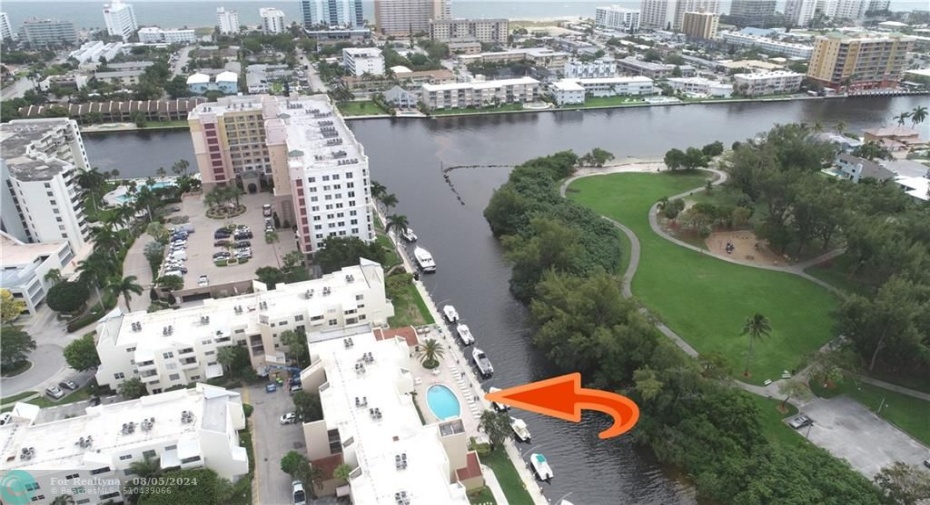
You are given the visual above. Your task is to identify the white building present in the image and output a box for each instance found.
[137,27,197,44]
[420,77,541,110]
[721,32,814,59]
[69,41,125,65]
[103,0,138,42]
[95,261,392,394]
[0,383,249,504]
[564,57,618,79]
[550,79,586,105]
[571,76,654,97]
[216,7,240,35]
[0,119,91,254]
[343,47,385,77]
[667,76,732,97]
[784,0,818,27]
[732,70,803,96]
[301,0,365,28]
[0,232,74,316]
[260,7,286,34]
[595,5,641,31]
[1,12,15,41]
[639,0,720,31]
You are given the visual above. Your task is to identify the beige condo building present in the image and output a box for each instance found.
[375,0,449,35]
[807,32,914,90]
[681,11,719,40]
[429,18,509,44]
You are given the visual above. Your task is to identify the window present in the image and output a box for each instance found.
[165,445,177,451]
[181,456,201,464]
[114,372,125,380]
[346,172,353,179]
[64,473,79,480]
[322,175,330,181]
[356,294,364,300]
[90,467,110,475]
[162,352,174,359]
[143,450,156,459]
[204,350,216,356]
[168,373,180,381]
[25,482,40,491]
[332,174,340,180]
[334,184,341,189]
[311,315,324,321]
[311,196,318,202]
[308,177,316,183]
[295,315,304,321]
[328,319,338,326]
[119,454,133,461]
[126,347,136,352]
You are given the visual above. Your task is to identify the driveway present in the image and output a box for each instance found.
[799,396,930,477]
[1,344,67,397]
[248,383,307,505]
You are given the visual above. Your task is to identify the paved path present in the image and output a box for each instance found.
[853,375,930,402]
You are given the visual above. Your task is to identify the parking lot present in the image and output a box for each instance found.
[247,382,308,505]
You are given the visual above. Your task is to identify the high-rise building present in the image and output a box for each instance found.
[18,18,78,45]
[865,0,890,12]
[639,0,719,31]
[343,47,386,76]
[0,12,14,41]
[188,95,374,253]
[1,119,91,254]
[428,18,509,44]
[103,0,138,42]
[260,7,286,34]
[374,0,449,35]
[300,0,364,28]
[807,33,914,89]
[728,0,776,26]
[681,11,719,39]
[594,6,641,31]
[216,7,240,35]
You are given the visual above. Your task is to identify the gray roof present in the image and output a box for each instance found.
[837,153,895,181]
[0,119,76,180]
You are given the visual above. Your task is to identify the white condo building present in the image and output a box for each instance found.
[733,70,804,96]
[260,7,287,34]
[103,0,138,42]
[137,27,198,44]
[784,0,818,26]
[420,77,541,110]
[0,232,74,316]
[721,32,814,59]
[564,58,618,79]
[216,7,240,35]
[1,12,15,41]
[94,261,393,394]
[639,0,720,31]
[551,76,654,106]
[343,47,386,76]
[595,6,641,31]
[0,119,91,254]
[667,77,732,97]
[0,384,249,504]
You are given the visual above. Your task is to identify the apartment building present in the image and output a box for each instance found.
[1,12,15,41]
[298,331,478,501]
[69,41,124,65]
[188,97,273,186]
[639,0,720,31]
[784,0,817,26]
[103,0,138,41]
[807,33,914,89]
[576,76,654,96]
[550,80,586,105]
[0,384,248,504]
[374,0,448,35]
[186,72,238,95]
[667,76,732,97]
[95,261,392,394]
[343,47,386,76]
[429,18,509,44]
[681,11,719,40]
[0,119,91,253]
[448,41,481,54]
[728,0,776,26]
[18,18,78,46]
[94,69,146,86]
[137,27,197,44]
[260,7,286,34]
[301,0,364,28]
[595,6,641,31]
[0,232,74,316]
[733,70,804,95]
[721,32,814,59]
[564,57,618,79]
[616,56,696,78]
[217,7,240,34]
[420,77,541,110]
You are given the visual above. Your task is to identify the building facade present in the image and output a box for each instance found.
[301,0,364,28]
[784,0,817,26]
[343,47,386,76]
[186,72,238,95]
[616,56,695,78]
[564,58,618,79]
[549,80,586,105]
[595,6,641,31]
[667,76,732,96]
[0,119,91,253]
[733,70,803,95]
[721,32,814,59]
[216,7,240,34]
[374,0,448,35]
[18,19,78,46]
[260,7,286,34]
[639,0,720,31]
[728,0,776,26]
[0,232,74,316]
[103,0,138,42]
[1,12,14,41]
[428,19,509,44]
[137,27,197,44]
[420,77,541,110]
[807,33,914,89]
[681,11,719,39]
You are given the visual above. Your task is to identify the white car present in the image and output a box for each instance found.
[280,412,298,425]
[198,275,209,287]
[292,480,306,505]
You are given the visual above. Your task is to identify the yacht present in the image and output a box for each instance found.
[529,453,553,482]
[442,305,460,323]
[510,417,531,443]
[413,247,436,273]
[488,387,509,412]
[455,323,475,345]
[401,228,417,242]
[472,348,494,377]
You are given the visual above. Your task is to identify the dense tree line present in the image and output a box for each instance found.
[485,151,888,504]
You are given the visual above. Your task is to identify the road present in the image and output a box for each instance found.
[172,46,195,77]
[298,52,328,93]
[1,78,36,101]
[249,382,307,505]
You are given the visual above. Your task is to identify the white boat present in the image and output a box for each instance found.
[414,247,436,273]
[442,305,460,323]
[530,453,553,482]
[401,228,417,242]
[510,417,531,443]
[488,387,509,412]
[560,501,575,505]
[472,348,493,377]
[455,323,475,345]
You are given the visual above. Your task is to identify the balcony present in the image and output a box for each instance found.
[137,360,156,370]
[180,358,198,369]
[140,371,160,383]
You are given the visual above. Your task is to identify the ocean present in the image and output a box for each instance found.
[2,0,925,32]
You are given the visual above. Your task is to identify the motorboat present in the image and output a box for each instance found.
[414,247,436,273]
[455,323,474,345]
[511,417,531,443]
[472,348,493,377]
[442,305,460,323]
[529,453,553,482]
[488,387,509,412]
[401,227,418,242]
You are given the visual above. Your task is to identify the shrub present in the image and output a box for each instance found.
[243,403,254,418]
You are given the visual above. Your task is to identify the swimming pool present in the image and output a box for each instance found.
[426,385,461,420]
[114,181,175,203]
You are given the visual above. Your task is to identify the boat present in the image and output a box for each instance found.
[510,417,531,443]
[455,323,474,345]
[529,453,553,482]
[472,348,493,377]
[442,305,460,323]
[488,387,509,412]
[413,247,436,273]
[401,227,418,242]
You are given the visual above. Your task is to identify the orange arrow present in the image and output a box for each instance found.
[485,373,640,439]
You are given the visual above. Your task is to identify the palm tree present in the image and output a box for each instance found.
[77,253,115,310]
[833,120,846,135]
[910,105,928,127]
[89,224,123,255]
[384,214,409,236]
[107,275,143,312]
[894,111,911,127]
[50,495,76,505]
[217,345,239,374]
[128,455,162,479]
[333,463,352,485]
[75,167,107,195]
[134,186,160,223]
[44,269,62,284]
[741,313,772,377]
[370,180,386,201]
[415,338,445,367]
[381,193,398,212]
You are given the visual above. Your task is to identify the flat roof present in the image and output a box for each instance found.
[187,73,211,84]
[551,79,585,91]
[215,71,238,82]
[0,119,77,181]
[733,70,803,79]
[422,76,539,92]
[572,76,653,85]
[344,47,382,58]
[277,95,367,175]
[0,232,67,268]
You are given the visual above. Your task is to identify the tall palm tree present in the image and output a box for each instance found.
[370,180,386,201]
[910,105,928,127]
[415,338,445,367]
[833,120,846,135]
[134,186,160,223]
[75,167,106,195]
[89,224,123,255]
[107,275,143,312]
[894,111,911,127]
[381,193,398,212]
[741,313,772,377]
[385,214,409,236]
[128,455,162,479]
[77,253,115,310]
[217,345,239,373]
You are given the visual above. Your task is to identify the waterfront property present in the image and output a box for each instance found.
[595,5,641,31]
[807,32,915,90]
[343,47,385,77]
[732,70,803,96]
[616,56,696,79]
[428,18,508,44]
[829,153,895,183]
[16,98,206,125]
[549,76,654,106]
[420,77,541,110]
[667,77,733,97]
[137,26,196,44]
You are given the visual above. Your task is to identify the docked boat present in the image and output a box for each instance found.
[401,228,418,242]
[488,387,509,412]
[472,348,494,377]
[455,323,474,345]
[530,453,553,482]
[510,417,531,443]
[413,247,436,273]
[442,305,460,323]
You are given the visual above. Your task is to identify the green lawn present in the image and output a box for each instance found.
[467,486,497,505]
[573,95,646,108]
[336,100,388,116]
[803,254,872,297]
[747,394,803,448]
[376,234,402,269]
[431,103,524,116]
[838,379,930,446]
[481,449,533,505]
[569,173,839,385]
[1,388,93,412]
[388,281,435,328]
[0,391,37,409]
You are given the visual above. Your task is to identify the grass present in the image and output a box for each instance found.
[1,388,94,412]
[467,486,497,505]
[388,280,435,327]
[572,95,646,108]
[803,254,873,296]
[431,103,524,116]
[569,172,840,385]
[481,449,533,505]
[1,360,32,377]
[376,234,402,269]
[837,378,930,446]
[1,391,37,404]
[747,394,803,448]
[336,100,389,116]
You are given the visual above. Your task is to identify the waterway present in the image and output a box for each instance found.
[83,96,928,504]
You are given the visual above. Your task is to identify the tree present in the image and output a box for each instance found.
[588,147,615,167]
[333,463,352,485]
[46,281,90,313]
[910,105,928,127]
[852,141,892,161]
[633,367,664,401]
[701,141,724,157]
[107,275,144,312]
[894,111,911,127]
[415,338,445,368]
[118,377,147,399]
[478,410,512,448]
[313,236,387,274]
[63,333,101,371]
[280,330,309,368]
[385,214,409,236]
[370,180,386,200]
[255,266,286,289]
[0,325,36,369]
[777,379,809,409]
[741,313,771,376]
[156,274,183,293]
[145,242,165,278]
[44,269,62,284]
[280,451,309,477]
[129,455,162,479]
[293,391,324,422]
[874,462,930,505]
[146,222,169,244]
[664,148,686,170]
[1,289,26,323]
[682,147,710,171]
[217,345,241,374]
[132,468,232,505]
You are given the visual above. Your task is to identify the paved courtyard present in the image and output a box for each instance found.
[246,382,307,505]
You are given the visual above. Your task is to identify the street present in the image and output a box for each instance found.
[248,382,307,505]
[1,77,36,101]
[299,52,328,93]
[172,46,195,77]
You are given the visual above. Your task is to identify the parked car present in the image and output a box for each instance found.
[924,458,930,469]
[0,412,12,426]
[235,250,252,258]
[293,480,307,505]
[788,415,813,429]
[214,239,230,247]
[280,412,298,425]
[263,204,273,217]
[59,380,79,390]
[234,240,251,248]
[265,383,277,393]
[234,232,253,240]
[213,252,231,259]
[45,386,65,399]
[289,384,302,394]
[198,275,209,287]
[214,231,231,239]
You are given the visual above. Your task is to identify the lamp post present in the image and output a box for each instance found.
[805,421,814,440]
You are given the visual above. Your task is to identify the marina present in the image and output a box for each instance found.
[531,453,554,482]
[413,246,436,273]
[455,323,475,345]
[442,304,460,323]
[511,417,532,443]
[401,228,418,242]
[472,348,494,377]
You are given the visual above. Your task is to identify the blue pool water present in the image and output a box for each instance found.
[115,181,174,203]
[426,385,461,420]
